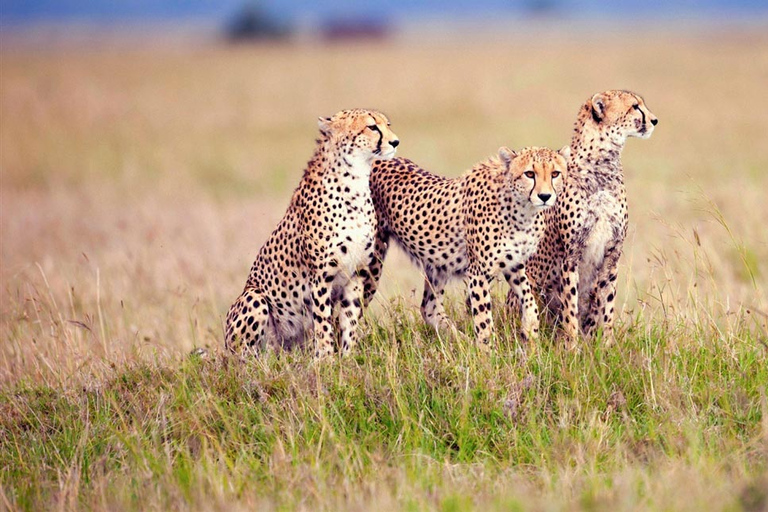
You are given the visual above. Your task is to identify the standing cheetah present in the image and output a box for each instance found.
[225,109,400,358]
[363,146,569,349]
[510,90,658,347]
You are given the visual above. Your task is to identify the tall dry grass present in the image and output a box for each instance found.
[2,30,766,385]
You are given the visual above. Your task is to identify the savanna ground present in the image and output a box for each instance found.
[1,25,767,511]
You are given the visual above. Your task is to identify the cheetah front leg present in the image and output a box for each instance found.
[583,246,622,345]
[466,268,494,351]
[338,273,365,355]
[504,263,540,344]
[506,256,542,320]
[559,252,581,350]
[311,272,336,359]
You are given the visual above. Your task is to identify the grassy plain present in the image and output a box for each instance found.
[1,26,767,510]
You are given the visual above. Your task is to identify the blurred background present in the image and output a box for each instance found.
[1,1,767,382]
[2,0,768,35]
[3,1,768,48]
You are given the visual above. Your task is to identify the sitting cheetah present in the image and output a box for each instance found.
[225,109,400,358]
[363,146,569,348]
[510,90,658,348]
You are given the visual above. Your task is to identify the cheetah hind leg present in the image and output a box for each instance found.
[362,228,390,309]
[505,288,523,327]
[421,269,459,335]
[506,272,552,347]
[225,287,271,356]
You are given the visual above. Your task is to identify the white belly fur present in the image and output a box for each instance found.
[578,191,621,301]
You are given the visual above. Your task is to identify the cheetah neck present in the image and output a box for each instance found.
[569,113,626,182]
[505,202,540,235]
[306,139,373,183]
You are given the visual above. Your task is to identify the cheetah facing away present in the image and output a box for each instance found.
[225,109,400,359]
[363,146,569,349]
[510,90,658,348]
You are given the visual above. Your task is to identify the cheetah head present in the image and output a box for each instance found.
[589,90,658,142]
[499,145,569,209]
[317,109,400,163]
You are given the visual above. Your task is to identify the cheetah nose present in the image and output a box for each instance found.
[651,118,658,126]
[538,193,552,203]
[390,139,400,148]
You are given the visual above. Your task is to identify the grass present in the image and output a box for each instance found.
[2,26,768,510]
[2,307,766,510]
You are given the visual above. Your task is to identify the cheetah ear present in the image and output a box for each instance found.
[558,145,571,160]
[498,146,517,167]
[317,116,333,135]
[590,93,608,122]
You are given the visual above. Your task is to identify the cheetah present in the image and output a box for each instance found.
[509,90,658,348]
[363,146,569,349]
[225,109,400,358]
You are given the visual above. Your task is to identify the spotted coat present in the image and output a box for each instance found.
[363,146,568,349]
[510,90,658,348]
[225,109,399,358]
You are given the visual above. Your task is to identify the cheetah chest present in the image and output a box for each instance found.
[335,213,375,273]
[332,188,376,274]
[495,229,539,270]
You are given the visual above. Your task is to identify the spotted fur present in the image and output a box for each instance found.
[363,146,568,349]
[510,90,658,348]
[225,109,400,358]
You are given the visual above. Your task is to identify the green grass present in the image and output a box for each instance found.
[2,304,766,511]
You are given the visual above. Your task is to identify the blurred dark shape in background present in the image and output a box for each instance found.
[321,18,390,42]
[224,2,290,42]
[526,0,559,16]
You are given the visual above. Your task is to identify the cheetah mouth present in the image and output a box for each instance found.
[637,126,653,139]
[376,148,398,159]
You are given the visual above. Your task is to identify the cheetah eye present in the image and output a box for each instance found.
[632,104,640,111]
[367,124,379,131]
[524,171,535,179]
[552,171,561,178]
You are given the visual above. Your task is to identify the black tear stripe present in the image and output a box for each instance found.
[633,103,646,125]
[370,124,383,154]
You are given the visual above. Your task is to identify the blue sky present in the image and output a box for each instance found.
[2,0,767,25]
